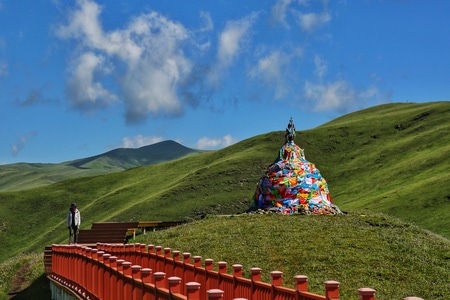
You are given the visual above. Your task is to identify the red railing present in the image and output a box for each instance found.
[49,243,421,300]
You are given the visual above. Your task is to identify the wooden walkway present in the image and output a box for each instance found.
[78,222,139,244]
[45,221,183,274]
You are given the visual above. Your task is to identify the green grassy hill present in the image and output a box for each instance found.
[0,101,449,299]
[0,140,202,192]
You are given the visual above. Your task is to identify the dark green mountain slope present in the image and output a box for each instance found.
[0,140,202,192]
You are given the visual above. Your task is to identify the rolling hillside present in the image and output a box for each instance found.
[0,140,203,192]
[0,101,449,299]
[0,101,448,261]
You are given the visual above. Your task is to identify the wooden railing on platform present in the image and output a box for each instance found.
[128,221,185,240]
[78,222,140,244]
[47,243,423,300]
[77,221,184,244]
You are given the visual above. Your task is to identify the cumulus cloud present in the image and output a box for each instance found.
[249,48,302,99]
[120,135,164,148]
[297,11,331,32]
[66,52,117,111]
[56,0,194,123]
[304,79,388,112]
[218,14,256,67]
[199,11,214,32]
[270,0,294,27]
[270,0,330,33]
[314,54,327,79]
[195,134,238,150]
[304,80,355,111]
[11,131,38,156]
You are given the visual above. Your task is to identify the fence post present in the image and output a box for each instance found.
[205,259,214,271]
[183,252,191,264]
[103,253,111,300]
[218,261,227,274]
[270,271,283,286]
[193,256,202,282]
[109,256,118,300]
[84,247,92,296]
[164,248,172,275]
[207,289,224,299]
[141,268,153,283]
[154,272,167,289]
[122,261,133,299]
[295,275,308,292]
[147,244,155,271]
[137,244,146,267]
[141,268,153,300]
[250,268,262,281]
[132,265,142,300]
[164,247,172,258]
[193,256,202,267]
[325,280,340,300]
[80,246,87,295]
[128,244,137,264]
[155,246,164,271]
[168,276,182,294]
[96,251,105,300]
[116,259,125,300]
[173,250,181,262]
[90,248,98,297]
[232,264,243,277]
[186,282,201,300]
[141,268,152,300]
[358,288,376,300]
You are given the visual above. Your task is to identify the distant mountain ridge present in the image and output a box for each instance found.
[69,140,201,169]
[0,140,203,191]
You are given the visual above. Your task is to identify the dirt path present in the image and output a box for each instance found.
[8,262,30,299]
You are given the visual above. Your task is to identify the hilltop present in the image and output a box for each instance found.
[0,102,449,258]
[0,140,203,192]
[0,101,449,299]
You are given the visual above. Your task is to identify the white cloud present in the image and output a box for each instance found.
[304,79,388,112]
[314,55,327,79]
[11,131,38,156]
[217,13,257,69]
[199,11,214,32]
[56,0,194,123]
[304,80,356,111]
[120,135,164,148]
[249,48,302,99]
[270,0,293,27]
[66,52,117,111]
[297,11,331,32]
[195,135,238,150]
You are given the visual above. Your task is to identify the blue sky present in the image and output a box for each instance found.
[1,0,449,164]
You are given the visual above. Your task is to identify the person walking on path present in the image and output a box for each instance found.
[67,203,81,244]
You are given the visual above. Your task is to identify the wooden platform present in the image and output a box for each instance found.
[44,245,52,274]
[45,221,184,273]
[77,222,139,244]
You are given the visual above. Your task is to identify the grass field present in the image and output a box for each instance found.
[0,101,449,299]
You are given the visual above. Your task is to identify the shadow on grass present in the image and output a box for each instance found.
[8,274,51,300]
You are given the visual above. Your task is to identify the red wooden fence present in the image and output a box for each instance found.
[48,243,421,300]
